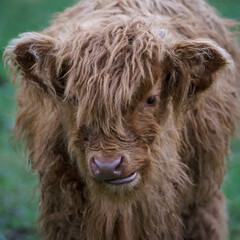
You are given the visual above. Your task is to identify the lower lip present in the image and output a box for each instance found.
[106,172,137,185]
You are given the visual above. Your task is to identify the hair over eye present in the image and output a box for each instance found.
[73,95,79,105]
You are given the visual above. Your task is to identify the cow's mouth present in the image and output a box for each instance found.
[106,172,137,185]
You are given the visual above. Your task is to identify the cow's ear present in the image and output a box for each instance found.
[161,39,234,112]
[4,32,67,97]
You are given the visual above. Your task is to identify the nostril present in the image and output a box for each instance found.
[90,157,100,176]
[113,157,125,174]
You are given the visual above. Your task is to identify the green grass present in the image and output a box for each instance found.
[0,84,39,239]
[0,0,239,239]
[223,135,240,240]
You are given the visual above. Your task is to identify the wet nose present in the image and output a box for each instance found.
[90,156,125,181]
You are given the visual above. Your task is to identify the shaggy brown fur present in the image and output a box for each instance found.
[4,0,240,239]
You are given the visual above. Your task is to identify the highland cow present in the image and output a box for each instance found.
[4,0,240,239]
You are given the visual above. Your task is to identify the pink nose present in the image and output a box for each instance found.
[90,156,125,181]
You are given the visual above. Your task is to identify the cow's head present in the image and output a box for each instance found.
[4,20,233,201]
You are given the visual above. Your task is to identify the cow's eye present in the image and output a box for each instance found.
[146,96,156,105]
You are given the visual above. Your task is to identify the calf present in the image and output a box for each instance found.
[4,0,240,239]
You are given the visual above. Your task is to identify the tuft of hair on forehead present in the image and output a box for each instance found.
[60,19,165,133]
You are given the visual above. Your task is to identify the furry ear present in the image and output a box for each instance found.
[4,32,67,97]
[162,39,234,112]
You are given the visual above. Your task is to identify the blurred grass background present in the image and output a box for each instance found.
[0,0,239,239]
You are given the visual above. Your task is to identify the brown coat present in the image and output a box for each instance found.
[4,0,240,239]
